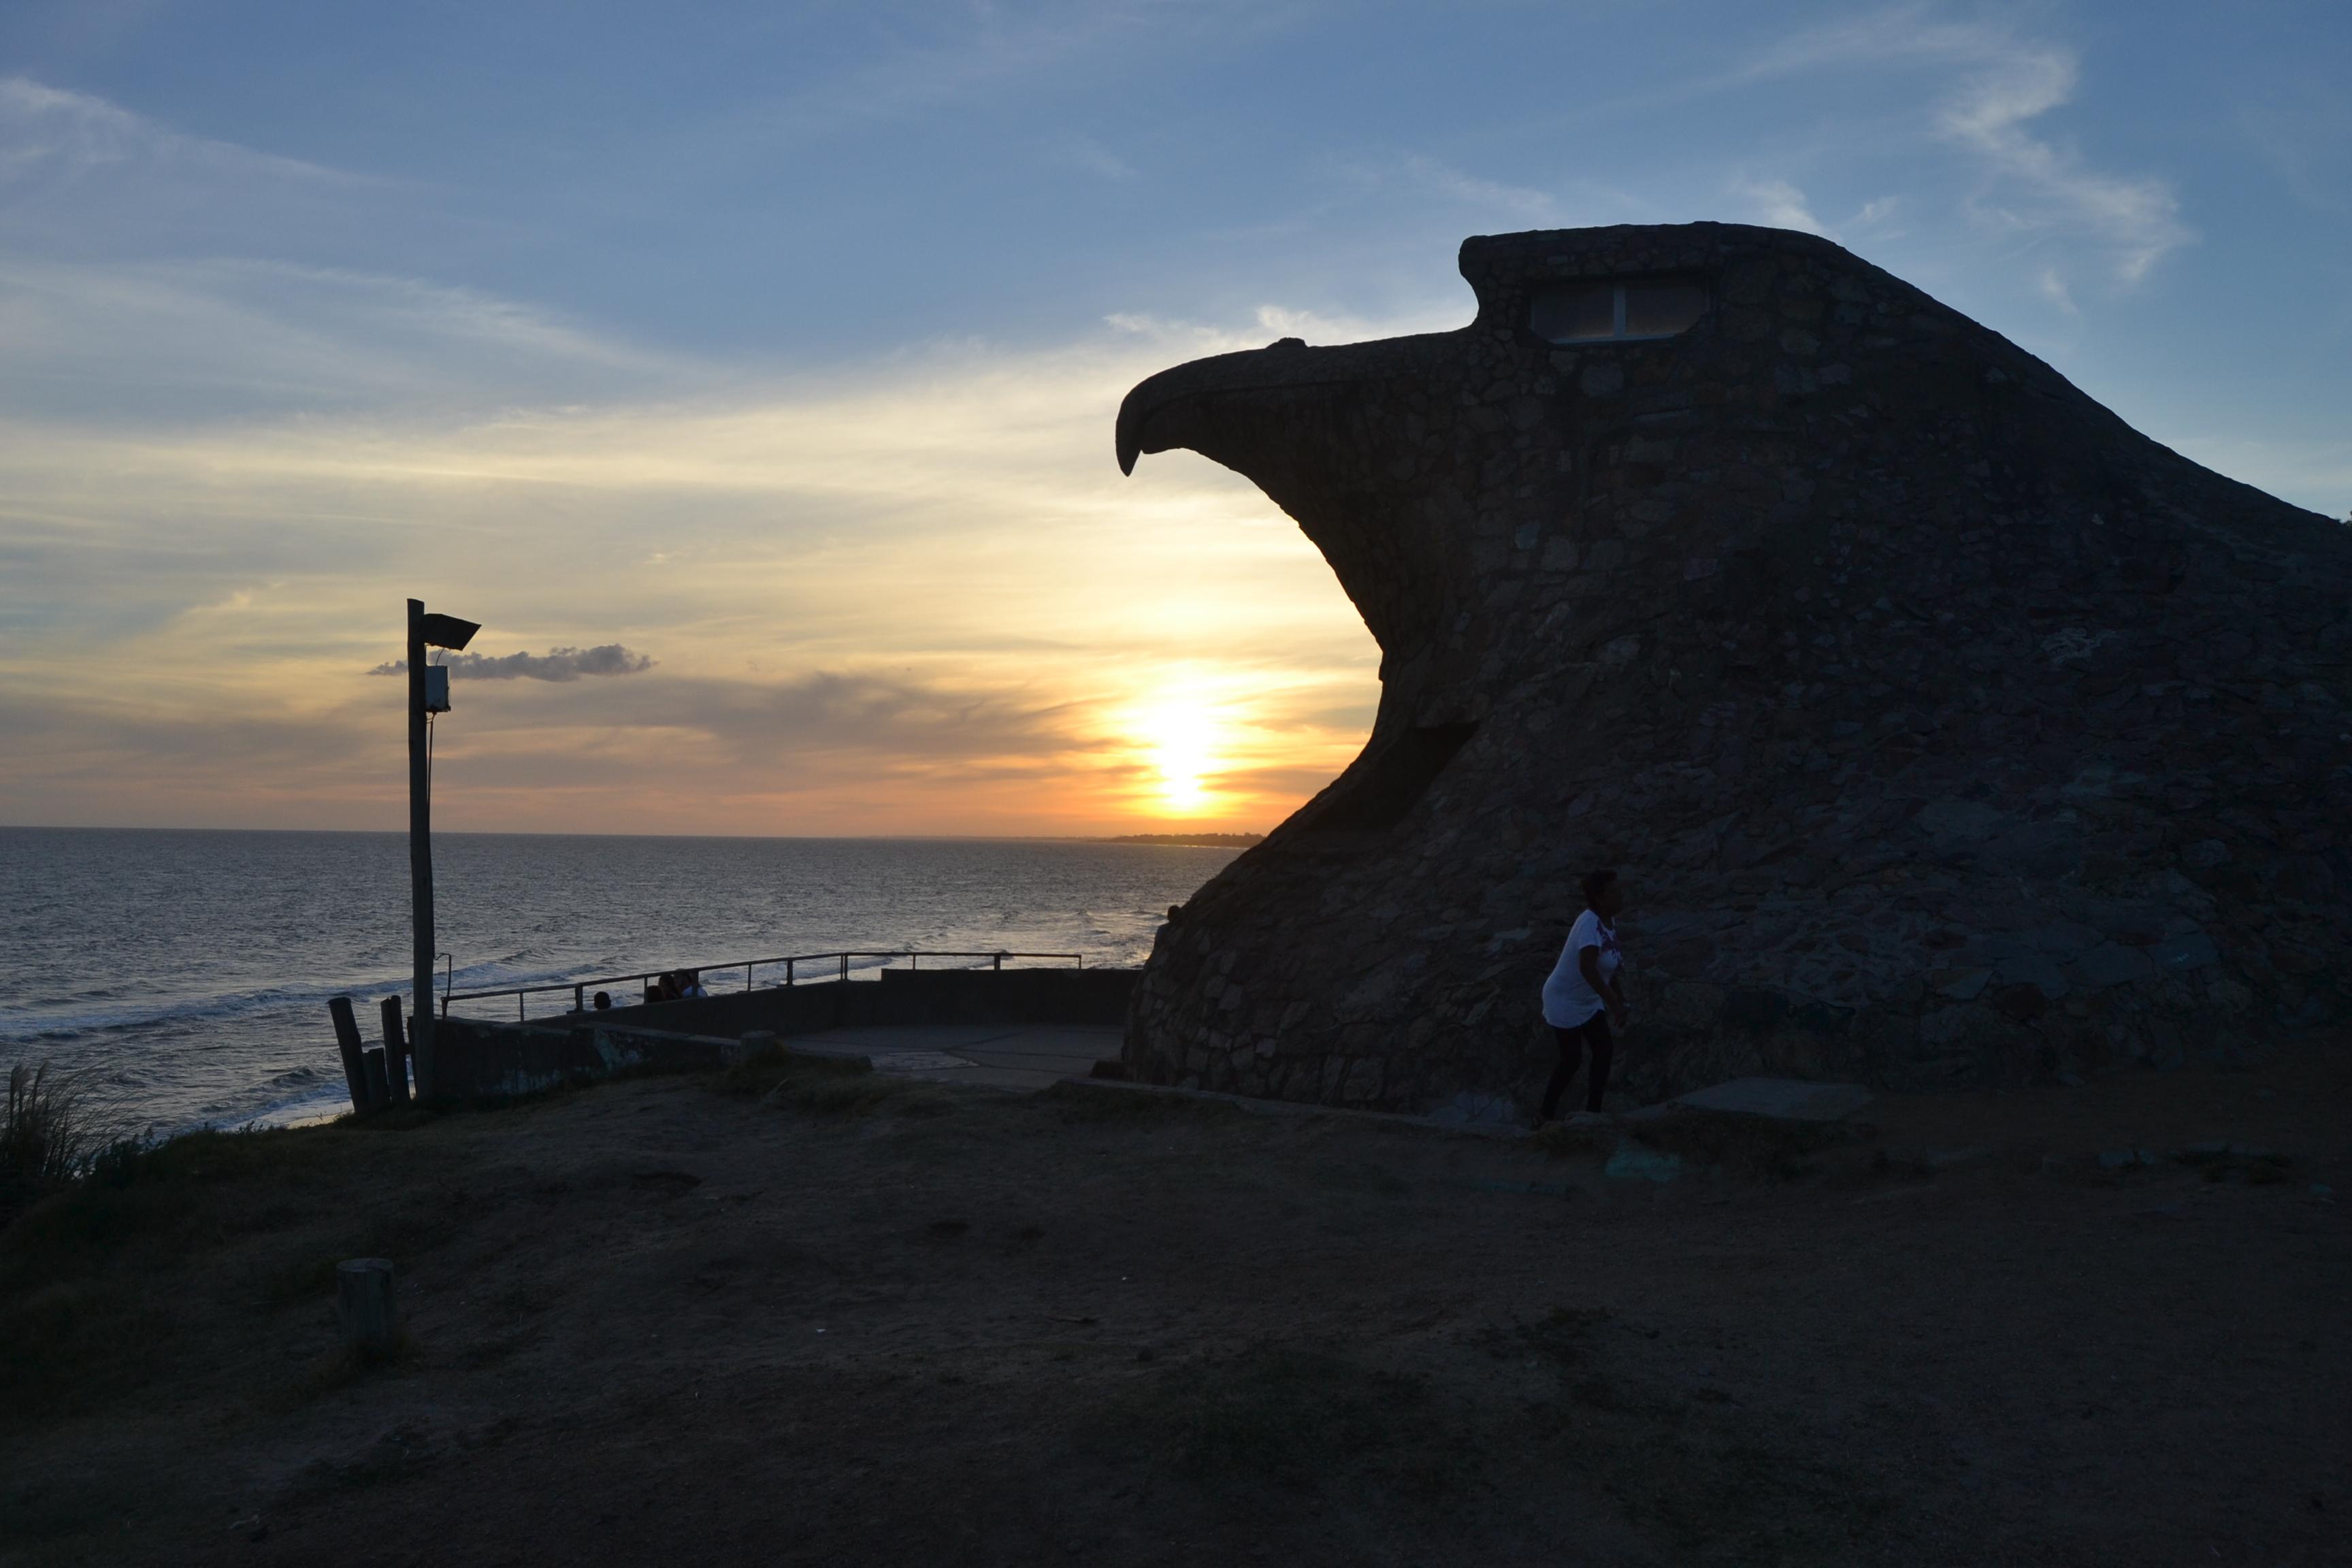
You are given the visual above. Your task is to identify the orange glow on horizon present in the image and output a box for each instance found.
[1142,697,1220,815]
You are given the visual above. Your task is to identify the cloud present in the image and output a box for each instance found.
[0,632,1367,834]
[0,74,395,265]
[1106,295,1470,357]
[0,294,1385,834]
[1846,195,1904,235]
[0,74,353,191]
[370,645,655,681]
[0,77,684,427]
[2036,266,2077,314]
[640,670,1085,769]
[1729,176,1831,235]
[1931,42,2187,282]
[1736,7,2192,283]
[661,0,1266,168]
[1052,137,1137,180]
[0,662,1084,829]
[0,255,689,425]
[1398,154,1565,225]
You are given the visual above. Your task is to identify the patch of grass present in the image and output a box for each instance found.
[0,1122,449,1422]
[0,1274,169,1416]
[349,1105,440,1132]
[252,1250,348,1309]
[0,1126,333,1286]
[3,1158,193,1284]
[0,1061,127,1226]
[0,1128,299,1416]
[716,1048,953,1118]
[2,1062,105,1177]
[779,1071,929,1117]
[248,1204,461,1311]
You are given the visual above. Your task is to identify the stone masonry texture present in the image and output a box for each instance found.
[1113,223,2352,1117]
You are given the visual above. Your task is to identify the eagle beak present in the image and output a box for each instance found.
[1114,338,1318,477]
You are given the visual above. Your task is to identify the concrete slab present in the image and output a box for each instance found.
[865,1051,981,1073]
[1669,1077,1873,1122]
[787,1024,1124,1092]
[794,1025,1027,1053]
[953,1051,1109,1073]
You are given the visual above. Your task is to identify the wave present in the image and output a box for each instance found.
[0,952,617,1045]
[0,979,406,1046]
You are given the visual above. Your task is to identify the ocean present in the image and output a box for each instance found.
[0,828,1238,1136]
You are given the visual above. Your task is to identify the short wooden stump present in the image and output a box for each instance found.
[336,1258,398,1355]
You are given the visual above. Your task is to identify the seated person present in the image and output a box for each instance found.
[679,968,708,1000]
[593,991,613,1011]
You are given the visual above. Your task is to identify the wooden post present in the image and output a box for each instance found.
[379,996,411,1105]
[329,996,371,1113]
[407,598,437,1099]
[362,1049,390,1107]
[336,1258,399,1356]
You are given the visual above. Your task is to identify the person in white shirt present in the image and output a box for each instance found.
[1536,868,1628,1122]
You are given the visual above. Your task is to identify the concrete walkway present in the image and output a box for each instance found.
[784,1024,1125,1092]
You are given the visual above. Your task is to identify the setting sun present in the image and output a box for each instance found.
[1143,700,1220,814]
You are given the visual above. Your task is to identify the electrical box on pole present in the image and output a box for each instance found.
[424,665,451,713]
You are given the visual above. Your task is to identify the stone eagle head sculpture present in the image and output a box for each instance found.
[1115,222,2351,1116]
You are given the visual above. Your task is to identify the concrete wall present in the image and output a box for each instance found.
[427,967,1136,1102]
[597,964,1136,1036]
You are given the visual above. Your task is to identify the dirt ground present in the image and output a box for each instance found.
[3,1043,2347,1567]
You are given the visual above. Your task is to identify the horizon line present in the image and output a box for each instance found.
[0,823,1267,844]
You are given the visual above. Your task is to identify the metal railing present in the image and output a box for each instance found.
[439,949,1087,1022]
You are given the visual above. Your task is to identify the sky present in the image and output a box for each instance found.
[1,0,2345,836]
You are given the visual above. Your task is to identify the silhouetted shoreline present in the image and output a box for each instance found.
[1090,832,1262,847]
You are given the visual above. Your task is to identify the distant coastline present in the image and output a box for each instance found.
[1095,832,1263,847]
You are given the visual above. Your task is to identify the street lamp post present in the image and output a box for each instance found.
[407,598,479,1098]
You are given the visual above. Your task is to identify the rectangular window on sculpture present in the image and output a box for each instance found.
[1531,279,1707,344]
[1530,284,1618,344]
[1624,281,1709,338]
